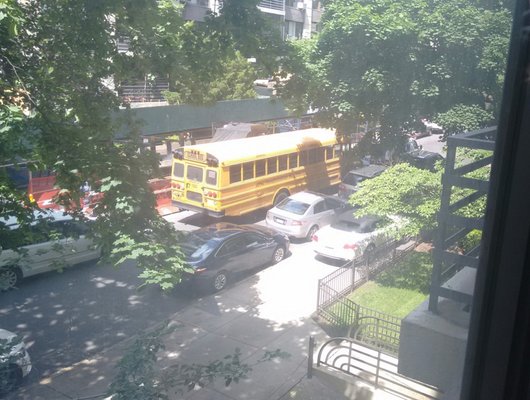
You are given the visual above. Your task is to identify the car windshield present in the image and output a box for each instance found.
[180,232,217,261]
[330,220,363,232]
[276,199,310,215]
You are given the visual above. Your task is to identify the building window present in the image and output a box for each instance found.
[286,21,303,39]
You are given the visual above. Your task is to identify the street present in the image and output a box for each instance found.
[2,209,341,397]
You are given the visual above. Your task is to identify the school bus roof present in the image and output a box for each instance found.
[183,128,337,166]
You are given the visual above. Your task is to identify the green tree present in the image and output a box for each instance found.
[434,104,493,137]
[280,0,511,149]
[349,153,490,240]
[0,0,284,290]
[163,51,257,105]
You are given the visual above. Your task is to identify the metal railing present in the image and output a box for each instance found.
[119,81,169,103]
[316,240,415,354]
[258,0,285,12]
[314,337,443,399]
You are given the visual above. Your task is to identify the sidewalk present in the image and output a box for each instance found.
[9,269,330,400]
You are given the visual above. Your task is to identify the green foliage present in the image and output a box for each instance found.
[375,252,433,294]
[0,0,286,290]
[347,281,427,319]
[280,0,511,148]
[434,104,494,137]
[163,51,257,105]
[108,321,290,399]
[349,163,443,238]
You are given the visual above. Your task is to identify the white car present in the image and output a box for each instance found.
[0,329,31,394]
[0,210,100,290]
[266,191,351,240]
[312,212,390,262]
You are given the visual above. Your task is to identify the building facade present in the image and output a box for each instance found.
[182,0,322,39]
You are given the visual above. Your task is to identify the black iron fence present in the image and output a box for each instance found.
[316,240,416,354]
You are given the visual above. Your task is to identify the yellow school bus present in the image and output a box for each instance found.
[171,128,341,217]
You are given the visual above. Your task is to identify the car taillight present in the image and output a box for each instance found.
[312,234,318,242]
[343,243,359,250]
[291,220,303,226]
[195,267,207,274]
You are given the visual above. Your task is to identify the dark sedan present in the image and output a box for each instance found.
[180,223,290,292]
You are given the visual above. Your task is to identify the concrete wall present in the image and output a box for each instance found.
[398,268,475,396]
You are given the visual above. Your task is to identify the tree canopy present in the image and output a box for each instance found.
[280,0,511,149]
[0,0,285,290]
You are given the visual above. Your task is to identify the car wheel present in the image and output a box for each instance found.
[271,246,286,264]
[0,364,22,395]
[273,190,289,207]
[0,267,22,291]
[212,271,228,292]
[306,225,319,241]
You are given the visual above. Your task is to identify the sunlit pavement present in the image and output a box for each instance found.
[6,212,343,400]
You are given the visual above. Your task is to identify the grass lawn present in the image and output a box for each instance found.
[347,251,433,319]
[347,281,427,319]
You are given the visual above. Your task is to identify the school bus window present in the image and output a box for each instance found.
[187,165,203,182]
[300,150,308,166]
[278,155,288,171]
[308,148,324,164]
[267,157,277,174]
[289,153,298,168]
[256,160,266,177]
[206,169,217,185]
[326,147,333,160]
[316,148,325,162]
[173,162,184,178]
[243,162,254,180]
[230,165,241,183]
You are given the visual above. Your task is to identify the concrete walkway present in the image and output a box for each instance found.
[8,248,335,400]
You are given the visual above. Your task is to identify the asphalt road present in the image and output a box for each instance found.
[1,207,332,387]
[0,258,195,384]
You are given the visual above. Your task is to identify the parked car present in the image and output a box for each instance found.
[338,164,388,199]
[181,223,289,292]
[265,191,351,240]
[0,210,100,290]
[312,212,390,262]
[402,138,444,171]
[0,329,32,394]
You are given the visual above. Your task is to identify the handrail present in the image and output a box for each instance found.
[316,337,442,399]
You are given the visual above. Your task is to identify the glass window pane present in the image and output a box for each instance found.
[256,160,266,177]
[187,165,203,182]
[230,165,241,183]
[289,153,298,168]
[243,162,254,180]
[206,169,217,185]
[267,157,277,174]
[173,162,184,178]
[278,155,288,171]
